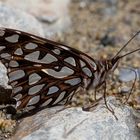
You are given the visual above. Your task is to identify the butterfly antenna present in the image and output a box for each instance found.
[113,31,140,59]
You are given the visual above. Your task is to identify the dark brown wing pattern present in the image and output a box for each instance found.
[0,28,97,111]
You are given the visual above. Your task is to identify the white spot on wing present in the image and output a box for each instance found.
[15,31,21,34]
[53,91,66,105]
[26,106,35,110]
[0,53,11,59]
[5,34,19,43]
[65,78,81,86]
[47,86,59,95]
[41,53,57,64]
[27,95,40,106]
[42,66,74,78]
[92,72,100,88]
[9,60,19,67]
[41,98,53,107]
[68,91,74,97]
[28,84,45,95]
[11,81,18,86]
[0,46,6,51]
[30,35,46,43]
[24,51,40,61]
[14,94,22,100]
[14,48,23,55]
[59,45,70,50]
[82,67,92,77]
[80,60,86,67]
[65,91,75,103]
[80,55,97,70]
[13,86,22,94]
[29,73,41,85]
[33,64,42,67]
[25,51,57,64]
[16,101,21,107]
[53,49,61,55]
[64,57,76,66]
[9,70,25,82]
[25,43,38,50]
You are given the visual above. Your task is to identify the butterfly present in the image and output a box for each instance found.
[0,28,139,115]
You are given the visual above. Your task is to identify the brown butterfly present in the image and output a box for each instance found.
[0,28,139,115]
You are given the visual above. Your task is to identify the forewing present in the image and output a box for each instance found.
[0,28,96,111]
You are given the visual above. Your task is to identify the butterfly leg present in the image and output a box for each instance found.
[102,81,118,120]
[94,89,97,100]
[82,97,103,111]
[123,68,137,104]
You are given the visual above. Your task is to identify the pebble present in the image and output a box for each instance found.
[119,68,139,82]
[119,86,131,94]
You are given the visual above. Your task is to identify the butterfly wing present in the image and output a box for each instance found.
[0,28,97,111]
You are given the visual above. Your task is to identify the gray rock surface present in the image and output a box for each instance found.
[0,2,44,37]
[11,97,139,140]
[2,0,71,37]
[0,63,10,89]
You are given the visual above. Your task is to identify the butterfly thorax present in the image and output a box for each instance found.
[88,58,119,90]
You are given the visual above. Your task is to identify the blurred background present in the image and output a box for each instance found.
[0,0,139,110]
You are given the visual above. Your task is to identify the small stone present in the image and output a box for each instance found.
[119,68,139,82]
[79,1,87,9]
[119,86,131,94]
[100,34,116,46]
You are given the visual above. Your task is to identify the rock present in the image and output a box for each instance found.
[119,86,131,94]
[0,2,44,37]
[100,33,116,46]
[0,63,10,89]
[2,0,71,37]
[11,97,139,140]
[119,68,139,82]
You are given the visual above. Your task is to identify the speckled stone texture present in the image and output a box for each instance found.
[11,97,139,140]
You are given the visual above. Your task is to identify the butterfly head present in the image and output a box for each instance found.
[105,56,120,72]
